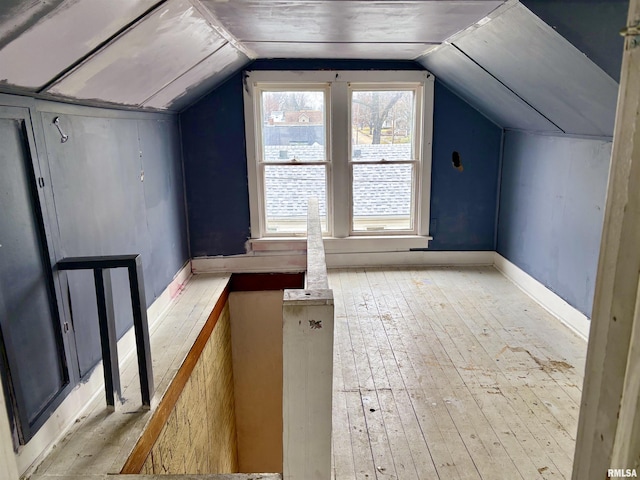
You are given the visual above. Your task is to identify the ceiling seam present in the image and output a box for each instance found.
[450,42,566,134]
[35,0,172,95]
[189,0,257,59]
[139,42,232,107]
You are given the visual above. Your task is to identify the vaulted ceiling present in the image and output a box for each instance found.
[0,0,626,137]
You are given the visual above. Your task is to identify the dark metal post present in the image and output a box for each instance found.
[58,255,154,409]
[93,268,121,409]
[128,256,153,409]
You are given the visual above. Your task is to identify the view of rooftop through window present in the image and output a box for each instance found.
[350,90,416,232]
[260,90,328,233]
[256,85,420,235]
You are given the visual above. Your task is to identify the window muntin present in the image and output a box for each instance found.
[255,86,330,236]
[349,86,422,234]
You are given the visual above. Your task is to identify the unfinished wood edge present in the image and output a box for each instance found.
[192,255,307,274]
[15,264,194,477]
[120,283,231,474]
[493,253,590,340]
[147,261,193,329]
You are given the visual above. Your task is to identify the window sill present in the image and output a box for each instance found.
[247,235,432,255]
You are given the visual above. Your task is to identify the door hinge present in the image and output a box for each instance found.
[620,22,640,48]
[63,322,70,333]
[38,177,45,188]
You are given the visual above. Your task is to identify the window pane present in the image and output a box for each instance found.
[351,90,415,162]
[352,163,413,231]
[264,165,328,234]
[262,90,326,162]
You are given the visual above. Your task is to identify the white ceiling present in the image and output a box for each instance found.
[0,0,621,137]
[0,0,504,110]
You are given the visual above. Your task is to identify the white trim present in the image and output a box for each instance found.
[192,250,494,274]
[14,262,192,477]
[328,251,494,268]
[494,253,590,340]
[419,73,435,237]
[248,235,432,254]
[0,381,19,480]
[331,80,349,237]
[243,75,262,239]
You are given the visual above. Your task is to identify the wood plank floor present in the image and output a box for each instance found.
[328,267,587,480]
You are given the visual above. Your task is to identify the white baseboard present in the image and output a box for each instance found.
[494,253,590,340]
[327,250,495,268]
[192,250,495,273]
[16,262,192,477]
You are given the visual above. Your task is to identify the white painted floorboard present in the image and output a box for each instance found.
[328,267,587,480]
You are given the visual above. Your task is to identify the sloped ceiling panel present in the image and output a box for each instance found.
[453,3,618,137]
[201,0,502,59]
[418,44,561,133]
[47,0,227,106]
[143,43,250,111]
[244,42,436,60]
[0,0,66,46]
[0,0,159,90]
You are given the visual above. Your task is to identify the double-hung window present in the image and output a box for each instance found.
[243,70,434,249]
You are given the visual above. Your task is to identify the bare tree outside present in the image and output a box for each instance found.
[352,90,414,145]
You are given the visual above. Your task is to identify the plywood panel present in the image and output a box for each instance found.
[138,303,238,474]
[229,291,283,474]
[0,0,158,89]
[48,0,226,106]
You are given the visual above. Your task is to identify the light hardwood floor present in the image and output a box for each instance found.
[329,267,587,480]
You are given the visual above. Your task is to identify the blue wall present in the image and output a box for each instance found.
[181,71,250,256]
[0,93,189,433]
[181,61,503,255]
[38,104,189,375]
[522,0,628,82]
[497,131,612,317]
[430,81,502,250]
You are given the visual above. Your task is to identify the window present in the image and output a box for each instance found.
[258,88,330,234]
[243,70,434,247]
[350,87,420,233]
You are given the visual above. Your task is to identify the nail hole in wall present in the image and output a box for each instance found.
[452,151,464,172]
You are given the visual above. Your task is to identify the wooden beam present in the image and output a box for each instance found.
[282,198,334,480]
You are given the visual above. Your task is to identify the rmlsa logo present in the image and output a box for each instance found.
[608,469,638,478]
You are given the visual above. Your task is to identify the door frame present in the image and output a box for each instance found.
[573,0,640,477]
[0,105,77,444]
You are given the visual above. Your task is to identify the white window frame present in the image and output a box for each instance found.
[348,83,424,236]
[251,82,332,237]
[243,70,434,252]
